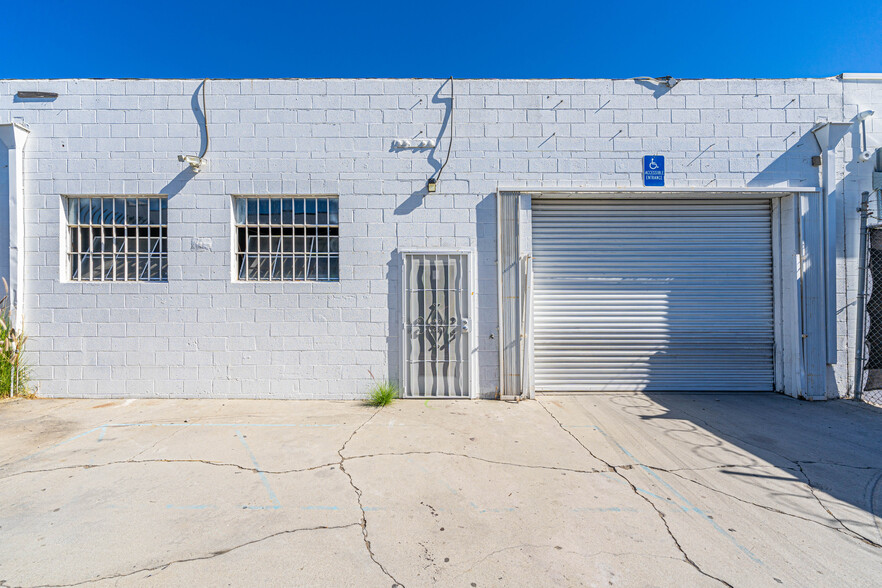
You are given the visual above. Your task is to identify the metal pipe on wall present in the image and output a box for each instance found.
[811,122,852,365]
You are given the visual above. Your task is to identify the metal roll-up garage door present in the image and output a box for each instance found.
[532,198,774,392]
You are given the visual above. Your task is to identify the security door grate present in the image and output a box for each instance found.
[403,253,471,398]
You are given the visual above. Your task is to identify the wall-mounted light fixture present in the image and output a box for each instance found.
[178,154,207,172]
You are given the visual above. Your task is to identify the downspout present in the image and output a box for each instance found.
[0,122,30,332]
[811,121,851,364]
[495,189,504,398]
[520,253,533,399]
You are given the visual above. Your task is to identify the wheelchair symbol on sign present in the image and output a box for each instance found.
[648,157,659,170]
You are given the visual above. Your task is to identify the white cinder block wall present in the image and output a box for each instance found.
[0,77,876,399]
[842,76,882,396]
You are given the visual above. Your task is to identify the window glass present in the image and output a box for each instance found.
[233,196,340,282]
[65,196,167,282]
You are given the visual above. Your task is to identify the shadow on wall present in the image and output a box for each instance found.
[387,249,402,389]
[159,168,197,200]
[633,79,673,99]
[747,129,820,188]
[627,392,882,543]
[159,81,210,199]
[844,115,874,189]
[394,79,454,216]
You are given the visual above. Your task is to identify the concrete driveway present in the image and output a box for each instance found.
[1,394,880,587]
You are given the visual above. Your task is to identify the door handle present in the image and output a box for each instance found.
[461,319,470,332]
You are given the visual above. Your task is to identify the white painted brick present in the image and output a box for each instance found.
[3,76,870,400]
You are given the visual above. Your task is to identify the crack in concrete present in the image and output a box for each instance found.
[662,467,882,549]
[0,458,339,481]
[647,463,799,474]
[796,460,881,471]
[337,409,404,588]
[345,450,609,475]
[537,399,733,588]
[602,400,882,547]
[793,461,882,548]
[27,523,362,588]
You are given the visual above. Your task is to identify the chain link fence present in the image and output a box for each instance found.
[861,226,882,406]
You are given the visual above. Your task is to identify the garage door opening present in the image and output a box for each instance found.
[531,198,775,392]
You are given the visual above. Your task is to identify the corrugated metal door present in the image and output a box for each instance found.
[532,198,774,392]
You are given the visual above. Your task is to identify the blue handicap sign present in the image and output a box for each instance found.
[643,156,665,187]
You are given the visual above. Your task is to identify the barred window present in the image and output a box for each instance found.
[234,196,339,282]
[66,196,167,282]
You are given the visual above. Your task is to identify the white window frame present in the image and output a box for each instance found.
[62,194,168,283]
[231,194,340,283]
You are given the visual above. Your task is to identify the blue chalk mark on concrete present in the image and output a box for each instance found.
[601,472,673,503]
[236,430,282,511]
[593,424,763,564]
[470,501,516,513]
[301,505,339,511]
[97,426,107,442]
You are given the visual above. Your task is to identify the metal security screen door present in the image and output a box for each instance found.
[403,252,471,398]
[531,198,775,392]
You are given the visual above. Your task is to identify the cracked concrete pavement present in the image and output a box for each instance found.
[0,393,881,587]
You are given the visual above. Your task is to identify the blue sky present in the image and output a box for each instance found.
[3,0,880,78]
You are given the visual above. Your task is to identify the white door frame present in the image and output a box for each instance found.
[497,186,821,399]
[400,249,478,399]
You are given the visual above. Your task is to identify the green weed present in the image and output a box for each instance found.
[0,278,30,398]
[366,380,398,407]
